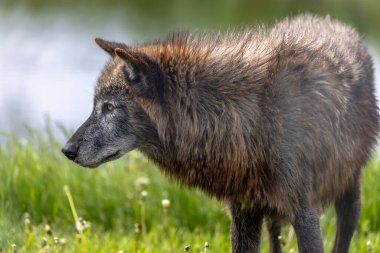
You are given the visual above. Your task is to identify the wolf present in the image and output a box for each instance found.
[62,14,379,253]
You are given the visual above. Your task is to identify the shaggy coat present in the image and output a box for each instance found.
[105,16,378,213]
[63,14,379,253]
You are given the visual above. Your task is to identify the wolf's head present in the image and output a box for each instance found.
[62,38,164,168]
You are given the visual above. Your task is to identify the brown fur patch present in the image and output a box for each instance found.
[96,14,379,217]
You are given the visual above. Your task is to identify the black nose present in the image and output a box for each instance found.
[62,142,79,161]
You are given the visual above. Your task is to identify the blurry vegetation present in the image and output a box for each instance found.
[0,124,230,252]
[1,0,380,45]
[0,124,379,252]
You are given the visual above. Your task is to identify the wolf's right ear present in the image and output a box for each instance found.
[114,48,148,83]
[115,48,165,101]
[95,38,128,55]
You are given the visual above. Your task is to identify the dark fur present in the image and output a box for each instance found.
[63,14,379,253]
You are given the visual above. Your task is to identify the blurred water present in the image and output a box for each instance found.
[0,10,380,136]
[0,10,131,135]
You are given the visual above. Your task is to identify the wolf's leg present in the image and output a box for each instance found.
[291,199,324,253]
[331,177,361,253]
[230,203,263,253]
[267,218,282,253]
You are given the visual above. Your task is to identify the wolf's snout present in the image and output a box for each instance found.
[62,142,79,161]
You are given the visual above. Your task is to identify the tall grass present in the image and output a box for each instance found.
[0,124,230,252]
[0,124,379,252]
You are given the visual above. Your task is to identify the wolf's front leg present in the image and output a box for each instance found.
[230,203,263,253]
[291,199,324,253]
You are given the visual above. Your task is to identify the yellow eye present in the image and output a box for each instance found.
[104,103,114,112]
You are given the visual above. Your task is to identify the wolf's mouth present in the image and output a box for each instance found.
[102,150,121,162]
[78,150,121,169]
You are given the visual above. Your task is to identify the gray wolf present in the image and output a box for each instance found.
[62,14,379,253]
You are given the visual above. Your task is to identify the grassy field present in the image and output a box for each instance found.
[0,125,379,252]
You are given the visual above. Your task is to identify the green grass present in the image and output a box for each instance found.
[0,125,379,252]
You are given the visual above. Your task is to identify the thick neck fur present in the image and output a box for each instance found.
[134,14,370,212]
[135,31,279,207]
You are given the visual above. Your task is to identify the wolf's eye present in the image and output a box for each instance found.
[103,102,114,113]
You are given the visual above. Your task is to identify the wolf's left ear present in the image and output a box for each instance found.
[95,38,128,55]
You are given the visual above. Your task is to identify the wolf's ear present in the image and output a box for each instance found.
[95,38,128,55]
[115,48,164,100]
[114,48,148,82]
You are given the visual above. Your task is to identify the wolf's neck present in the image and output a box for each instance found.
[134,33,271,175]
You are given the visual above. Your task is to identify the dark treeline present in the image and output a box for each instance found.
[2,0,380,46]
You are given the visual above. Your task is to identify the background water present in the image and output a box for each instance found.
[1,1,380,137]
[0,10,130,135]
